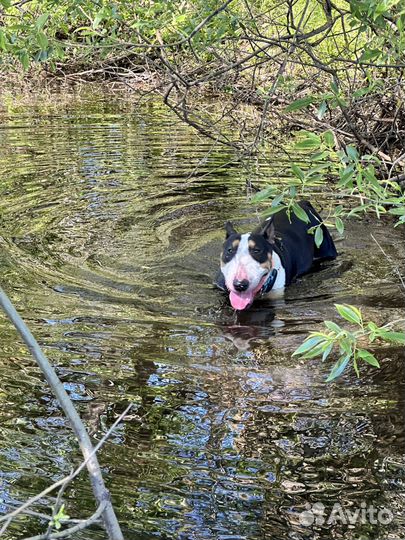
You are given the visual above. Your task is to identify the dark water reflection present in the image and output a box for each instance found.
[0,92,404,539]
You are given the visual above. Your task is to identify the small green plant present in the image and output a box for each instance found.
[293,304,405,381]
[252,128,405,234]
[50,504,70,530]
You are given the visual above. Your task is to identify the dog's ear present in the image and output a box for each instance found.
[225,221,238,238]
[258,218,276,244]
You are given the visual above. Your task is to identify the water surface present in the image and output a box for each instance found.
[0,92,404,539]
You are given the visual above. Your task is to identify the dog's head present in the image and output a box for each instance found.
[220,219,275,310]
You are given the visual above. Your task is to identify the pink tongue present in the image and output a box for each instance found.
[229,290,254,310]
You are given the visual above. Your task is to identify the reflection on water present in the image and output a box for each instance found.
[0,92,404,539]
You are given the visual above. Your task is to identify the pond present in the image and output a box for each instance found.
[0,91,404,540]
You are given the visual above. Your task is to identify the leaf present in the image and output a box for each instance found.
[335,217,344,235]
[359,49,382,62]
[285,96,314,112]
[314,226,324,248]
[335,304,362,325]
[388,207,405,216]
[292,335,325,356]
[330,81,339,94]
[36,31,48,50]
[323,130,334,147]
[301,341,331,359]
[0,30,7,51]
[292,203,310,223]
[324,320,342,334]
[321,342,334,362]
[291,164,305,180]
[295,138,321,150]
[271,193,284,207]
[317,101,327,120]
[345,145,359,161]
[35,13,49,31]
[19,50,29,71]
[262,205,285,218]
[311,151,329,161]
[326,354,351,381]
[376,330,405,344]
[357,349,380,367]
[251,186,276,203]
[353,356,359,377]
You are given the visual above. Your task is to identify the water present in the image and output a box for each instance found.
[0,91,404,539]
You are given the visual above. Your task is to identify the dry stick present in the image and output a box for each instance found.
[0,403,133,534]
[0,286,124,540]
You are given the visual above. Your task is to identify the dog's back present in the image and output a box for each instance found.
[269,200,337,285]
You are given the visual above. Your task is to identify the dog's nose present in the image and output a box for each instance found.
[233,279,249,292]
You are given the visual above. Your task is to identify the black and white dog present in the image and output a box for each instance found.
[215,201,337,310]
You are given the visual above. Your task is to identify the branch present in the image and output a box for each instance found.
[0,286,125,540]
[23,501,107,540]
[0,403,132,534]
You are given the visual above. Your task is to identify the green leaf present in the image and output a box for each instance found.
[295,138,321,150]
[353,356,360,377]
[292,203,310,223]
[285,96,314,112]
[317,101,327,120]
[271,193,284,206]
[346,145,359,161]
[324,320,342,334]
[291,164,305,180]
[314,226,324,248]
[357,349,380,367]
[262,205,285,217]
[376,330,405,344]
[323,130,334,147]
[321,342,334,361]
[331,81,339,94]
[335,217,344,235]
[388,207,405,216]
[19,50,29,71]
[251,186,276,203]
[36,31,48,50]
[359,49,381,62]
[301,341,331,359]
[335,304,362,325]
[35,13,49,31]
[0,30,7,51]
[292,335,325,356]
[326,354,351,381]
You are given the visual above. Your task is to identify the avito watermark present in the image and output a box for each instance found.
[299,501,393,527]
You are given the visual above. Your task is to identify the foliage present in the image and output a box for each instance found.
[50,503,70,530]
[293,304,405,381]
[252,127,405,235]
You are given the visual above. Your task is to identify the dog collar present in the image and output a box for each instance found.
[260,268,278,295]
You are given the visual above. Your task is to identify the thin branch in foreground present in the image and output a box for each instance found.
[0,285,126,540]
[0,402,133,535]
[23,501,107,540]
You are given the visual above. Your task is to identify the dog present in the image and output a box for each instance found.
[214,201,337,310]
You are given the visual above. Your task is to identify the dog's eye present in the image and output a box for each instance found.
[227,247,234,254]
[252,248,262,254]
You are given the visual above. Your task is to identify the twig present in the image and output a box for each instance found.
[0,403,133,531]
[23,501,107,540]
[0,285,125,540]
